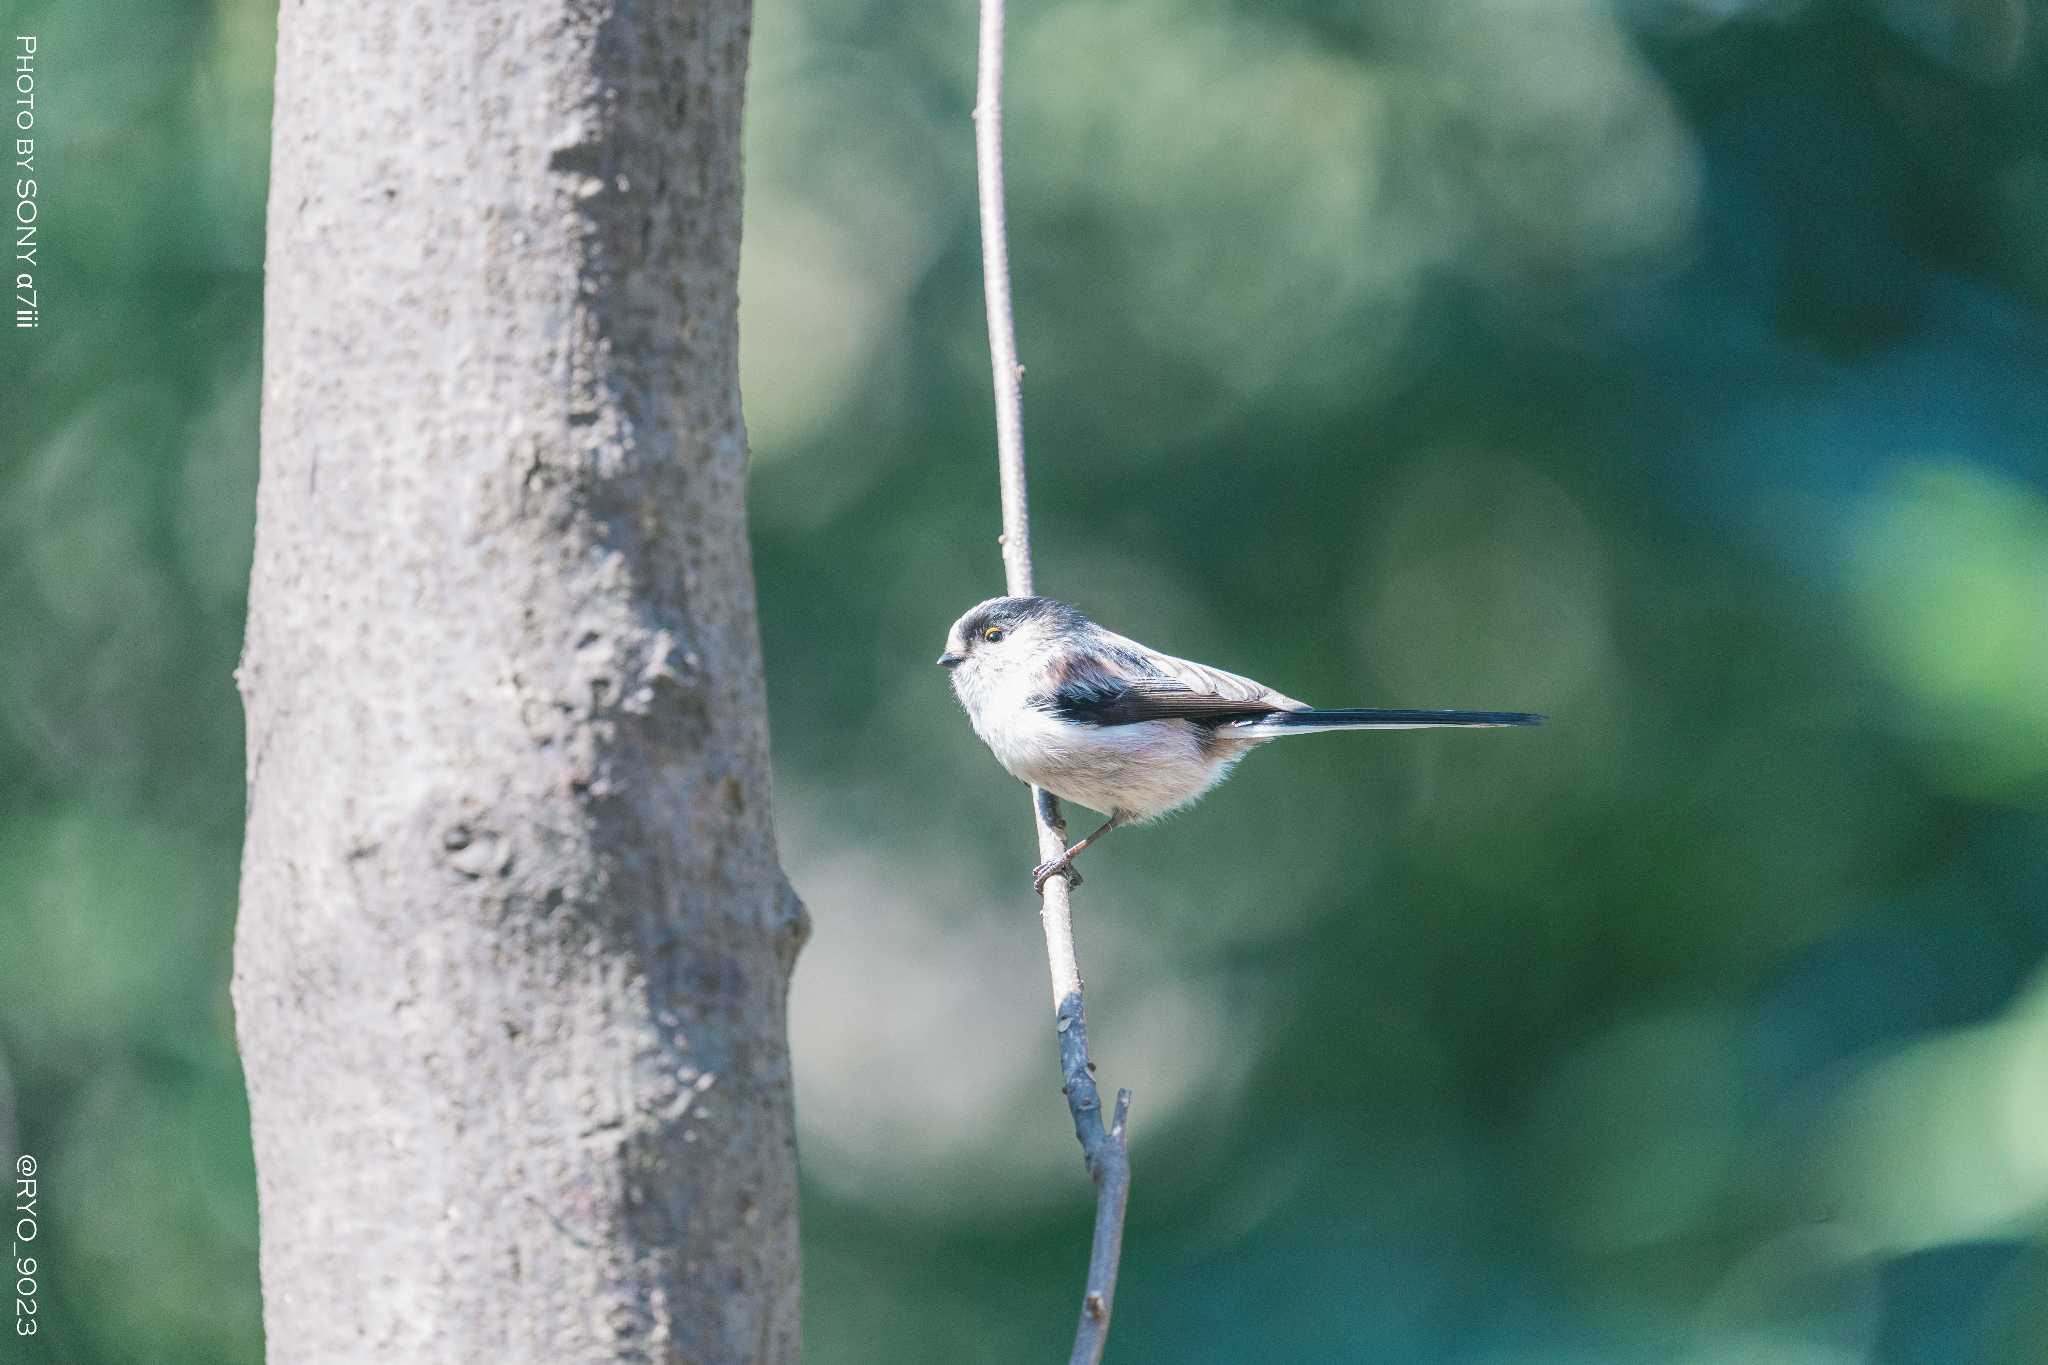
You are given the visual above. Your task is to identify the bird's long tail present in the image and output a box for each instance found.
[1227,708,1544,737]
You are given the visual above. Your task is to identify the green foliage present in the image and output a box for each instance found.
[5,0,2047,1360]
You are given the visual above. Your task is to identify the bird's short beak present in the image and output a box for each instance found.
[936,652,965,669]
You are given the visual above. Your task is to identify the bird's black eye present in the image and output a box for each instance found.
[983,626,1005,643]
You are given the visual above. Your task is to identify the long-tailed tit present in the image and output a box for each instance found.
[939,595,1542,891]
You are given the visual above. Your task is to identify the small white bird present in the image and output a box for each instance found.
[939,595,1542,891]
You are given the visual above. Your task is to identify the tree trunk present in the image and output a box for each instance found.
[233,2,807,1360]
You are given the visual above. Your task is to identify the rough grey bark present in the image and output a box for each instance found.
[233,2,807,1361]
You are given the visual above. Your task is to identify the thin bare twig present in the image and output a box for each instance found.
[972,2,1134,1361]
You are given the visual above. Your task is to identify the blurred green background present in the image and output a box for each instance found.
[6,0,2048,1360]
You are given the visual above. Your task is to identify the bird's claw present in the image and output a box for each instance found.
[1032,856,1082,894]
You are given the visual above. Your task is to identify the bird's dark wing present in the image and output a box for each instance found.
[1040,649,1290,728]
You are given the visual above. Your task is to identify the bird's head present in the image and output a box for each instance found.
[938,595,1083,696]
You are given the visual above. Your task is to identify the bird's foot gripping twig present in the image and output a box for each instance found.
[1032,790,1082,893]
[1032,809,1124,895]
[1033,853,1083,895]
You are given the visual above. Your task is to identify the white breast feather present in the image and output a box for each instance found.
[957,658,1252,821]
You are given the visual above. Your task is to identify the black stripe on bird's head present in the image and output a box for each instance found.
[941,595,1088,668]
